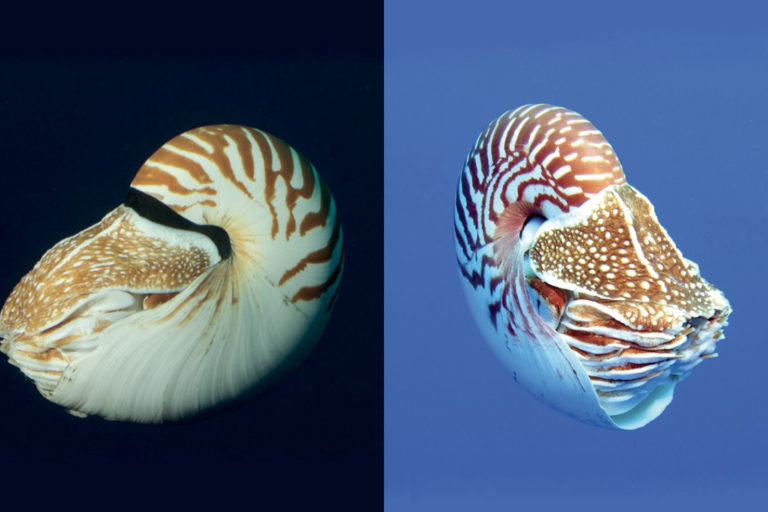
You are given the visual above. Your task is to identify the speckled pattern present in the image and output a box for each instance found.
[530,184,726,328]
[0,124,343,422]
[456,104,731,427]
[0,206,212,338]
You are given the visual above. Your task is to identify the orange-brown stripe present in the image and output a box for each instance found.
[249,131,280,239]
[145,146,212,185]
[132,167,217,196]
[299,177,332,235]
[193,128,254,200]
[291,252,343,303]
[278,216,341,286]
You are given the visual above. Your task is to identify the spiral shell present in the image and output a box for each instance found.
[0,125,343,422]
[455,105,730,429]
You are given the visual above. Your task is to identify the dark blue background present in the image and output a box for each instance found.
[386,1,767,509]
[0,7,382,505]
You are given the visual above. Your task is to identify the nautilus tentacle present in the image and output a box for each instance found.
[0,125,343,422]
[455,105,730,429]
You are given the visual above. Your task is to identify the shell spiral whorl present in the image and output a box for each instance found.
[0,124,343,423]
[455,104,731,430]
[456,105,624,253]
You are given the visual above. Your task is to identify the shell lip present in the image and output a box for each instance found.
[514,185,731,429]
[528,264,729,429]
[125,187,232,260]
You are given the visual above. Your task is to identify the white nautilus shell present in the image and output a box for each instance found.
[454,105,730,430]
[0,125,343,422]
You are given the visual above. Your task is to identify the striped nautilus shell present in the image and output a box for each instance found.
[0,125,343,423]
[455,105,730,430]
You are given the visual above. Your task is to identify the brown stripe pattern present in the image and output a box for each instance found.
[454,104,731,426]
[455,105,625,335]
[131,125,342,307]
[0,124,342,420]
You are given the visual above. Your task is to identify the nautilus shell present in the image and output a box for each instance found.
[454,105,730,430]
[0,125,343,422]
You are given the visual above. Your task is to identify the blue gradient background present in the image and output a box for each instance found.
[385,1,767,509]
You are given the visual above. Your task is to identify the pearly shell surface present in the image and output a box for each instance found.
[0,125,343,423]
[454,105,730,429]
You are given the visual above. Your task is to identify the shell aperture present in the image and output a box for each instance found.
[454,104,730,429]
[0,125,343,423]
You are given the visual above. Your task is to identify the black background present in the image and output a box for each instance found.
[0,4,382,506]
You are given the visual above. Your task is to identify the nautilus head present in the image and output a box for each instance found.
[454,105,730,430]
[0,125,343,423]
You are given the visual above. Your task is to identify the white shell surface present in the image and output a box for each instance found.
[460,211,680,430]
[454,105,730,430]
[0,125,343,422]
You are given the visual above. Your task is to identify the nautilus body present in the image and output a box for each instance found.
[454,105,730,429]
[0,125,343,422]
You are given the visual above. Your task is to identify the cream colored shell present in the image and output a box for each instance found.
[0,125,343,422]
